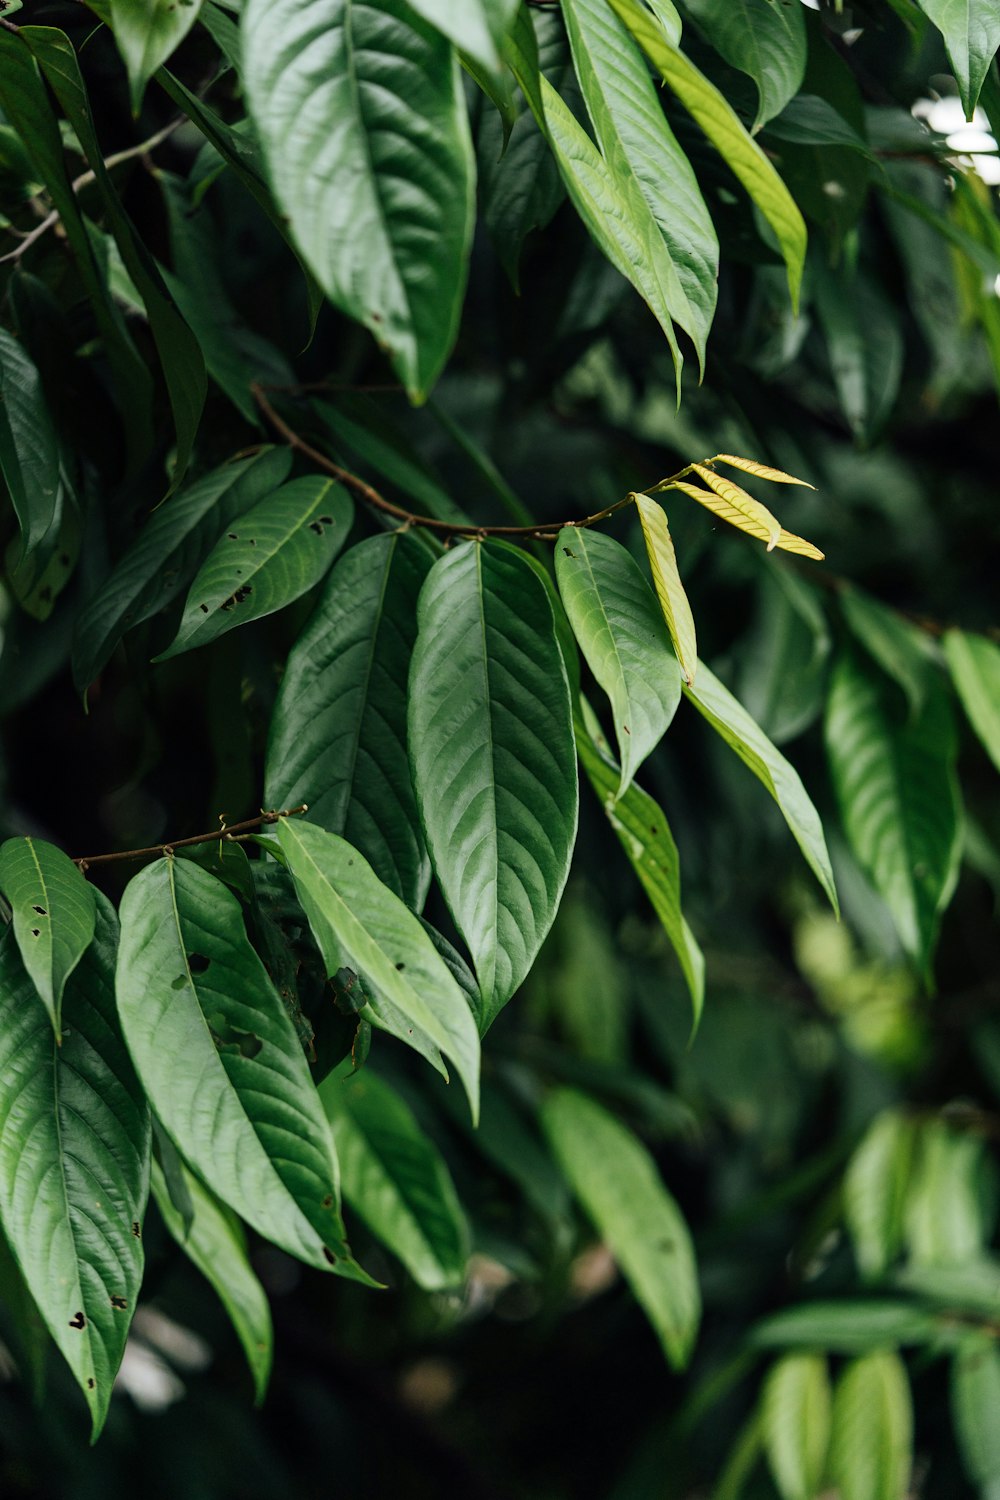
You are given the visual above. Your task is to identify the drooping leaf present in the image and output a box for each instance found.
[407,539,578,1024]
[762,1354,832,1500]
[682,0,806,131]
[943,628,1000,773]
[914,0,1000,118]
[276,818,481,1119]
[607,0,808,310]
[0,898,149,1437]
[266,533,433,909]
[72,447,292,694]
[766,94,878,158]
[561,0,718,363]
[841,587,934,719]
[0,836,96,1038]
[824,651,961,976]
[151,1144,272,1405]
[0,327,61,559]
[116,857,358,1275]
[683,466,781,548]
[242,0,475,401]
[813,261,903,445]
[109,0,205,112]
[541,1088,700,1368]
[406,0,518,75]
[736,563,830,744]
[827,1352,913,1500]
[951,1333,1000,1486]
[156,476,353,660]
[686,661,838,912]
[634,494,698,685]
[712,455,815,488]
[320,1067,469,1291]
[668,480,824,558]
[904,1119,994,1267]
[555,527,682,795]
[843,1111,917,1281]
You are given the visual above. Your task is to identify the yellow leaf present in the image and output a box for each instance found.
[689,464,782,549]
[633,494,697,685]
[776,529,825,561]
[711,454,815,489]
[670,481,824,560]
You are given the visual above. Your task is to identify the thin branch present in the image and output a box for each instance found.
[73,805,307,870]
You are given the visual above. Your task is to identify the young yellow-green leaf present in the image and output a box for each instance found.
[607,0,807,310]
[825,651,961,976]
[669,479,825,559]
[0,327,60,559]
[277,818,481,1120]
[688,465,783,549]
[951,1333,1000,1486]
[265,533,433,909]
[555,528,682,795]
[762,1354,832,1500]
[408,540,578,1025]
[0,897,149,1438]
[712,454,815,488]
[685,662,838,912]
[541,1088,700,1368]
[575,712,704,1025]
[110,0,205,112]
[904,1119,992,1267]
[634,494,698,685]
[407,0,518,75]
[682,0,806,131]
[242,0,475,401]
[828,1352,913,1500]
[943,628,1000,774]
[0,836,96,1038]
[116,857,359,1276]
[151,1146,272,1406]
[843,1110,917,1281]
[320,1068,470,1291]
[915,0,1000,118]
[156,476,352,660]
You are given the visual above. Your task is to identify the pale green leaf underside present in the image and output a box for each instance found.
[634,494,698,686]
[0,835,97,1037]
[943,628,1000,774]
[111,0,205,112]
[407,0,518,74]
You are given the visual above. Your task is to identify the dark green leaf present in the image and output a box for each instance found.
[0,836,96,1037]
[840,586,933,719]
[767,94,877,158]
[682,0,806,130]
[813,262,903,444]
[0,327,60,558]
[736,564,830,745]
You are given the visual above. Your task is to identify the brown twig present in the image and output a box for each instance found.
[73,805,307,870]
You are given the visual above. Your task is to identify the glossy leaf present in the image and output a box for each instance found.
[762,1354,831,1500]
[407,0,518,74]
[555,527,682,795]
[943,628,1000,773]
[686,465,781,548]
[682,0,806,130]
[712,455,815,488]
[157,476,352,660]
[72,447,291,694]
[407,540,578,1023]
[242,0,475,400]
[0,327,60,558]
[686,662,838,912]
[276,818,481,1119]
[669,480,823,559]
[151,1147,272,1405]
[562,0,718,362]
[843,1110,917,1281]
[0,898,149,1437]
[265,532,433,908]
[110,0,205,112]
[951,1334,1000,1485]
[575,714,704,1023]
[116,857,356,1274]
[915,0,1000,118]
[321,1068,469,1291]
[634,494,698,685]
[607,0,807,310]
[0,836,96,1037]
[828,1352,913,1500]
[825,651,961,976]
[541,1088,700,1368]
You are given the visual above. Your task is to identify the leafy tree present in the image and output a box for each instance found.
[0,1,998,1495]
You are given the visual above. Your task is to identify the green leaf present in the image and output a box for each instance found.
[762,1354,832,1500]
[561,0,718,363]
[0,327,60,559]
[813,262,903,445]
[541,1088,700,1369]
[840,587,933,719]
[242,0,475,401]
[824,651,961,976]
[110,0,205,112]
[607,0,807,310]
[156,476,353,661]
[276,818,481,1120]
[943,628,1000,774]
[72,447,291,695]
[555,527,681,795]
[575,713,704,1024]
[320,1068,469,1290]
[682,0,806,131]
[116,857,358,1275]
[752,1301,938,1353]
[735,563,831,745]
[828,1352,913,1500]
[151,1144,272,1405]
[265,532,432,909]
[0,897,149,1437]
[314,397,471,527]
[915,0,1000,117]
[408,540,578,1024]
[952,1334,1000,1486]
[843,1110,917,1281]
[767,94,878,159]
[634,494,698,686]
[904,1119,993,1267]
[0,836,97,1038]
[407,0,518,74]
[685,661,838,912]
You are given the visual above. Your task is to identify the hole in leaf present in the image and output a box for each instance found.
[87,1378,95,1390]
[395,962,405,971]
[319,516,333,525]
[227,533,239,540]
[322,1195,333,1210]
[309,521,324,536]
[249,538,257,547]
[322,1247,337,1265]
[187,953,210,975]
[199,604,210,614]
[30,928,40,938]
[131,1221,141,1239]
[68,1311,86,1330]
[32,905,47,916]
[110,1296,127,1310]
